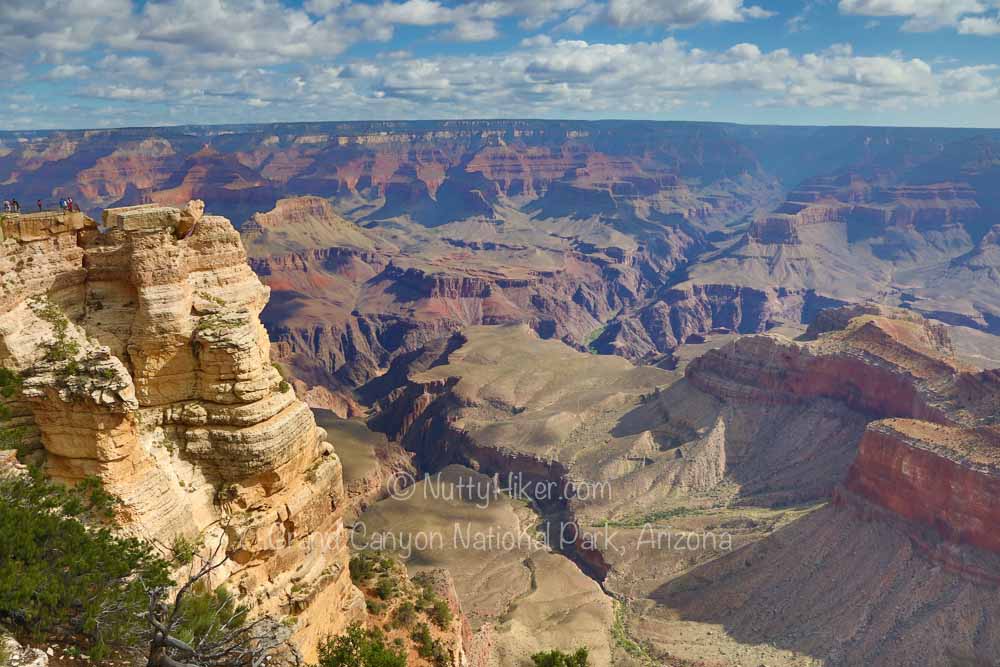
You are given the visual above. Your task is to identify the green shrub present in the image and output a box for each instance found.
[428,598,453,629]
[411,623,449,667]
[0,369,28,457]
[317,623,407,667]
[411,623,433,657]
[170,586,247,648]
[0,469,172,658]
[392,601,418,629]
[412,576,452,629]
[349,551,379,583]
[531,648,590,667]
[213,483,239,506]
[171,534,199,566]
[374,575,396,600]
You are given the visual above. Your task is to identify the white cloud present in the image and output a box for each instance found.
[303,0,346,13]
[607,0,775,27]
[47,64,92,79]
[0,0,132,49]
[347,0,453,26]
[285,37,997,117]
[3,0,1000,129]
[128,0,354,65]
[85,85,170,101]
[346,0,498,40]
[448,19,501,41]
[959,14,1000,34]
[839,0,1000,32]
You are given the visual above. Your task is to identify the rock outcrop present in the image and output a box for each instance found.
[0,206,364,660]
[687,305,1000,568]
[244,196,689,394]
[1,635,48,667]
[597,172,996,363]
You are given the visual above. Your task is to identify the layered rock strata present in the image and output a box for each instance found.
[687,305,1000,568]
[0,206,363,660]
[244,196,690,393]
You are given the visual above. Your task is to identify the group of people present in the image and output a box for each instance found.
[1,198,82,213]
[59,198,80,212]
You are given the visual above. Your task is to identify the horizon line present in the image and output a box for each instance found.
[3,117,1000,134]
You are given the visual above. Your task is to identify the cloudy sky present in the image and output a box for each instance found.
[3,0,1000,129]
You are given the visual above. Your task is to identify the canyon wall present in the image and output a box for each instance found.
[686,305,1000,568]
[0,205,364,660]
[6,120,1000,393]
[243,195,689,394]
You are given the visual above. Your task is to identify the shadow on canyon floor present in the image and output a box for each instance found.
[646,504,1000,666]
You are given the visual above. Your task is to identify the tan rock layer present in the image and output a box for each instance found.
[0,205,362,660]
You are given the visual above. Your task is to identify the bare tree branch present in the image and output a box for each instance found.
[144,520,301,667]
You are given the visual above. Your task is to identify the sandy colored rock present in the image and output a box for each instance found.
[0,206,363,661]
[178,198,205,237]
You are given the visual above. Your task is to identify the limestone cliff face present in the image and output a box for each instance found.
[844,421,1000,563]
[244,197,666,392]
[596,282,845,361]
[0,205,363,660]
[686,305,1000,570]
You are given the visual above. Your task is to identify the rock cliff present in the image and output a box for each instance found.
[7,122,1000,382]
[0,205,364,660]
[354,310,1000,666]
[687,304,1000,567]
[244,196,683,395]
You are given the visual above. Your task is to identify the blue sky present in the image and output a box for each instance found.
[3,0,1000,130]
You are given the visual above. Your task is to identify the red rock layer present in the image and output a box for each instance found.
[845,420,1000,555]
[687,305,1000,562]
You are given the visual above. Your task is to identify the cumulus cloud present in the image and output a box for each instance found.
[85,85,171,101]
[47,64,92,79]
[959,14,1000,34]
[128,0,354,66]
[839,0,1000,32]
[346,0,509,41]
[283,37,998,118]
[4,0,1000,129]
[0,0,132,49]
[607,0,775,27]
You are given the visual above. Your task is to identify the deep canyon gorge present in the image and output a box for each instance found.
[2,120,1000,667]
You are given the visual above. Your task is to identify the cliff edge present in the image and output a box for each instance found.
[0,204,364,660]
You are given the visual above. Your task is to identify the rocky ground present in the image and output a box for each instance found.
[354,306,1000,667]
[355,465,622,667]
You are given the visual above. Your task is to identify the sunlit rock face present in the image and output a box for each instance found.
[0,204,364,661]
[687,305,1000,569]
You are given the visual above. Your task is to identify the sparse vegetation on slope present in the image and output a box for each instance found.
[317,623,407,667]
[0,468,170,659]
[347,551,460,667]
[531,647,589,666]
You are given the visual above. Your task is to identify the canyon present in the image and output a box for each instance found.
[365,306,1000,666]
[7,121,1000,395]
[3,119,1000,666]
[0,205,366,662]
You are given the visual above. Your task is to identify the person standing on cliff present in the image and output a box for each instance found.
[10,199,19,213]
[37,199,43,212]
